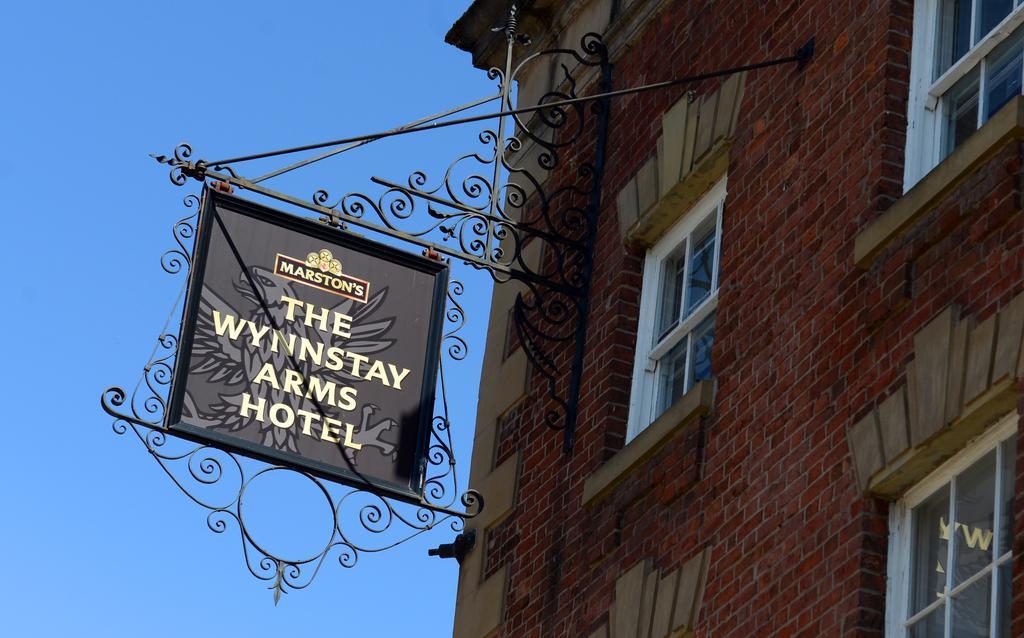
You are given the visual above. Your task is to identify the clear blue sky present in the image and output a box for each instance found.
[0,2,496,635]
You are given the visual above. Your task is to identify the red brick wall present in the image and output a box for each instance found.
[482,1,1024,636]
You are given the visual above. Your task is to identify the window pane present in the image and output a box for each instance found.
[938,0,974,76]
[909,606,946,638]
[912,485,951,615]
[979,0,1014,41]
[945,67,980,156]
[953,450,996,586]
[657,336,688,415]
[950,573,992,638]
[998,435,1016,557]
[985,30,1024,120]
[688,313,714,387]
[657,245,686,341]
[684,220,716,316]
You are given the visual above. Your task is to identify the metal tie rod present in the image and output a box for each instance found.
[249,91,502,183]
[206,39,814,167]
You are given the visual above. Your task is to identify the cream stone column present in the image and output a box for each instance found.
[451,241,540,638]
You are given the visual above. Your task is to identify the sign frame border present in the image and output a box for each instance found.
[164,188,449,503]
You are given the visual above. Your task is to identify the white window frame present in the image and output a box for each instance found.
[905,0,1024,188]
[625,178,725,442]
[885,413,1017,637]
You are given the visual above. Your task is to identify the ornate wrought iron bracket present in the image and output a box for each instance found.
[149,22,814,454]
[108,1,814,599]
[151,13,621,456]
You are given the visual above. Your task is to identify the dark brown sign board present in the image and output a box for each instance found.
[167,189,448,499]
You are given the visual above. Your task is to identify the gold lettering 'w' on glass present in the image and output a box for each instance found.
[905,435,1015,637]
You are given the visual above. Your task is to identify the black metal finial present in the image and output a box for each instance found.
[489,3,520,41]
[492,4,530,44]
[505,4,519,41]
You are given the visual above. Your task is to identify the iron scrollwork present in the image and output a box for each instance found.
[119,2,818,596]
[102,196,482,602]
[118,9,610,598]
[151,24,612,450]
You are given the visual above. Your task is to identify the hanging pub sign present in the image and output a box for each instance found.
[167,189,447,498]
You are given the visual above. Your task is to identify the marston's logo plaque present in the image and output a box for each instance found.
[273,248,370,303]
[166,190,448,498]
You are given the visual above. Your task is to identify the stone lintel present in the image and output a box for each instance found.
[868,377,1018,498]
[624,142,730,250]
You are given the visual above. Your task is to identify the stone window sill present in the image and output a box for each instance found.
[582,379,714,506]
[854,95,1024,268]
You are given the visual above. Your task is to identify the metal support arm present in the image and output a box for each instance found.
[106,1,814,601]
[150,24,815,454]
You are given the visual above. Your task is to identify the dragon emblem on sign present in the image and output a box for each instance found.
[181,266,399,465]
